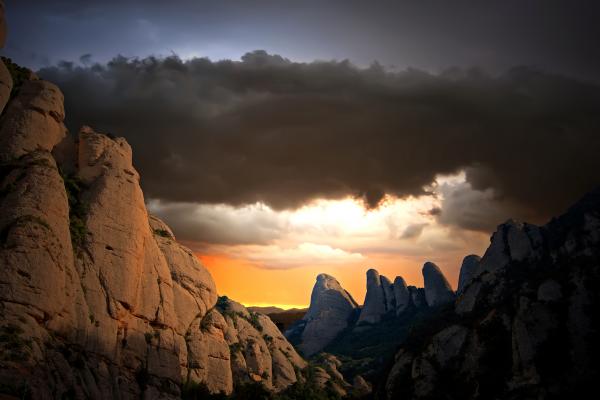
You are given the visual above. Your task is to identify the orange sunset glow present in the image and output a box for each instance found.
[186,173,492,308]
[198,249,490,309]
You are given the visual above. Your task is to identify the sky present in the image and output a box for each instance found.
[5,0,600,308]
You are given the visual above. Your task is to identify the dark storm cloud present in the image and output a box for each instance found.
[39,52,600,231]
[6,1,600,81]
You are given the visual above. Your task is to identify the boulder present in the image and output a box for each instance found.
[422,262,455,307]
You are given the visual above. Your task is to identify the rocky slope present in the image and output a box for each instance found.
[380,189,600,399]
[0,38,308,399]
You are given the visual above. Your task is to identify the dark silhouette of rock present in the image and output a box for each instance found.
[408,285,427,308]
[422,262,455,307]
[457,254,481,294]
[382,187,600,400]
[393,276,410,315]
[358,269,396,324]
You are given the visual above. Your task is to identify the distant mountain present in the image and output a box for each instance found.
[248,306,287,314]
[247,307,309,333]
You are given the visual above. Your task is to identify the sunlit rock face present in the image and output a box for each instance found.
[0,77,306,397]
[382,188,600,399]
[287,273,358,356]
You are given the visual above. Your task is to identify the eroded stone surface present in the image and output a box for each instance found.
[422,262,455,307]
[290,273,358,356]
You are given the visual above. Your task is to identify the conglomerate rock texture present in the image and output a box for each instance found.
[0,72,306,398]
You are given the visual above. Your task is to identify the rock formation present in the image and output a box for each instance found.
[381,188,600,399]
[286,273,358,356]
[0,69,307,398]
[422,262,456,307]
[310,353,371,397]
[357,269,390,324]
[456,254,480,294]
[358,268,436,324]
[408,285,427,308]
[393,276,410,315]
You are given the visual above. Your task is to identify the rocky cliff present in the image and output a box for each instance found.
[0,47,308,400]
[380,189,600,399]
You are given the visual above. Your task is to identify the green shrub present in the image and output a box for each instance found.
[249,312,263,332]
[144,332,153,344]
[60,170,89,249]
[153,229,172,238]
[1,57,32,102]
[0,380,31,400]
[263,334,273,344]
[229,342,243,355]
[182,380,228,400]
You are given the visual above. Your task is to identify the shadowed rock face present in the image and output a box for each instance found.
[422,262,456,307]
[358,268,430,325]
[290,273,358,356]
[382,188,600,400]
[457,254,481,294]
[393,276,410,315]
[358,269,392,324]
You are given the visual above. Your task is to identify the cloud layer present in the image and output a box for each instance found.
[39,52,600,231]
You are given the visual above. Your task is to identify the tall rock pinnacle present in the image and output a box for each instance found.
[290,273,358,356]
[422,262,456,307]
[357,269,397,324]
